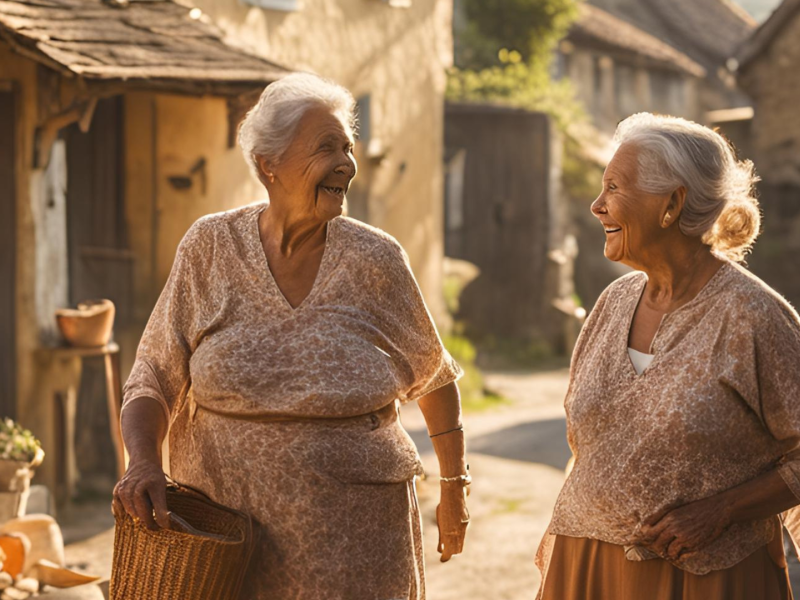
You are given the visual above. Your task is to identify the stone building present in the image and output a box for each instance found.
[736,0,800,308]
[557,3,707,135]
[0,0,453,498]
[587,0,756,112]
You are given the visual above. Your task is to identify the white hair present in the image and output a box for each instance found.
[238,72,357,180]
[614,113,761,262]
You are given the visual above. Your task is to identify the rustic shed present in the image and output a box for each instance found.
[1,0,290,499]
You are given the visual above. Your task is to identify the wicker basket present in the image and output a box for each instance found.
[110,481,255,600]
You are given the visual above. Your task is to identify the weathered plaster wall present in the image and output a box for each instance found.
[0,46,74,491]
[121,91,264,376]
[185,0,453,322]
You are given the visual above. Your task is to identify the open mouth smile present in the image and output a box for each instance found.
[319,185,345,199]
[604,227,622,234]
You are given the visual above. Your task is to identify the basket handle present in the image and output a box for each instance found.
[164,475,212,500]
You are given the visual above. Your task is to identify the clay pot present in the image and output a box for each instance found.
[55,299,115,348]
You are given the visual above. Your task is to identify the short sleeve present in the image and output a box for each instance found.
[121,221,209,423]
[373,241,463,403]
[723,292,800,498]
[754,302,800,499]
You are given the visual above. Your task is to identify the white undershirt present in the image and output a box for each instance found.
[628,347,655,375]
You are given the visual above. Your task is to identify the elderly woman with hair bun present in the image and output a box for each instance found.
[112,72,470,599]
[536,113,800,600]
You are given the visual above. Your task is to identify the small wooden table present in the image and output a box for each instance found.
[37,342,125,503]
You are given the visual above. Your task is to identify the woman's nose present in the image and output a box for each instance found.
[336,156,357,178]
[591,194,606,216]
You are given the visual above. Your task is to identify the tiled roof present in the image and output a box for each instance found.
[738,0,800,69]
[568,4,706,77]
[587,0,756,69]
[0,0,290,95]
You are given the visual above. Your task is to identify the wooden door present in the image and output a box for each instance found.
[65,96,133,325]
[65,96,130,489]
[0,86,17,420]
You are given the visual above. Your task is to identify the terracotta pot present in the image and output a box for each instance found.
[55,299,115,348]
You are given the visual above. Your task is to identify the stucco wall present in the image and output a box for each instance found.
[184,0,453,323]
[1,46,79,491]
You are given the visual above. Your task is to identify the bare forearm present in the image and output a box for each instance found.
[418,382,467,477]
[722,468,800,524]
[121,397,168,464]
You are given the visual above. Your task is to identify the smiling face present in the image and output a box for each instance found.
[259,105,357,222]
[591,144,673,268]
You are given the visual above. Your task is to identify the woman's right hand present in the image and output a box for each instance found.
[112,458,171,530]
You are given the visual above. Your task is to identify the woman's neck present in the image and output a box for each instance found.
[637,242,724,311]
[260,201,328,258]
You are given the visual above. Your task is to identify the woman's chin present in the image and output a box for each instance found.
[603,244,623,263]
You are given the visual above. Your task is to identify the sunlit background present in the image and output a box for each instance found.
[0,0,797,597]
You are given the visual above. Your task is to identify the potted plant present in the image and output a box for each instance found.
[0,420,44,523]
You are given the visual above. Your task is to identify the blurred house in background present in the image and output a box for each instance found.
[1,0,288,498]
[557,4,706,135]
[586,0,756,112]
[736,0,800,308]
[1,0,453,501]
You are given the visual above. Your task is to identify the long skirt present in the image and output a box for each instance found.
[538,534,793,600]
[168,401,426,600]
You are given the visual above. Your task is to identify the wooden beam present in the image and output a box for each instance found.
[33,96,97,168]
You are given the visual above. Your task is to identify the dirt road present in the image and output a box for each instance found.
[401,368,572,600]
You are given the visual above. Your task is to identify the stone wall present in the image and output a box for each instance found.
[739,10,800,185]
[738,9,800,309]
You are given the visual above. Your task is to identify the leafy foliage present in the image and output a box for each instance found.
[447,59,585,132]
[458,0,581,69]
[449,0,585,132]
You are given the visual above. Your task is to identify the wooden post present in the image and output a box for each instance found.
[104,348,126,479]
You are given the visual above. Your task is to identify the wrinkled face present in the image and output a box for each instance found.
[267,106,357,221]
[591,144,668,267]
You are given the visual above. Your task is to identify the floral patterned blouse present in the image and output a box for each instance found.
[542,261,800,575]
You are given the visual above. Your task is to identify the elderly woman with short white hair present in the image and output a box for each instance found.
[537,113,800,600]
[113,72,470,599]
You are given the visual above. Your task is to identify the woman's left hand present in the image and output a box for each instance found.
[638,495,732,561]
[436,483,470,562]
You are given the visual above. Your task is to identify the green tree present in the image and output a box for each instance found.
[457,0,580,69]
[449,0,586,133]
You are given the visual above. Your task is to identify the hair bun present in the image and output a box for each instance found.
[704,193,761,262]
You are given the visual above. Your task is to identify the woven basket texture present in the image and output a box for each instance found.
[110,483,254,600]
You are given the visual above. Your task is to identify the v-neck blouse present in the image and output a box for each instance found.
[122,201,463,423]
[546,261,800,575]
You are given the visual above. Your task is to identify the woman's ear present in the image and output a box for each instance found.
[255,155,275,185]
[662,186,687,228]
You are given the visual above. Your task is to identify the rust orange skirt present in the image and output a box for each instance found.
[538,535,793,600]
